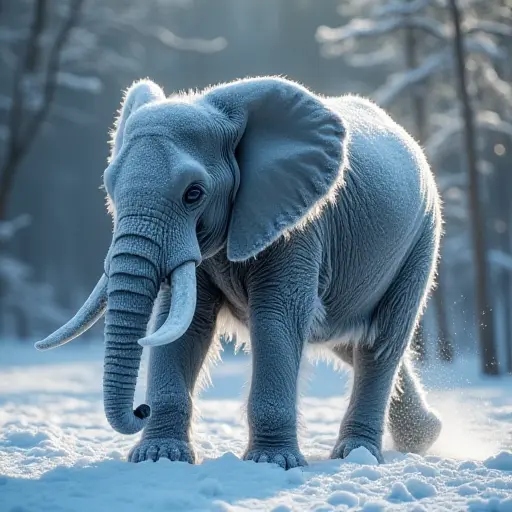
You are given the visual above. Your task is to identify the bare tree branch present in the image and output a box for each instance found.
[374,49,449,105]
[153,27,227,53]
[26,0,46,71]
[316,16,447,45]
[374,0,434,17]
[466,20,512,38]
[0,214,31,242]
[5,0,48,158]
[479,60,512,110]
[373,36,504,106]
[97,10,228,55]
[0,0,84,220]
[466,32,507,60]
[21,0,84,153]
[345,42,396,67]
[425,110,512,161]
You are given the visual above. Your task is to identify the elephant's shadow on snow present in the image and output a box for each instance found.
[0,354,353,509]
[1,453,317,510]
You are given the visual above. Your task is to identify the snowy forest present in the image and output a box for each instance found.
[1,0,511,374]
[1,1,512,511]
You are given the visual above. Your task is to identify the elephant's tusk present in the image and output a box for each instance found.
[138,261,197,347]
[34,274,108,350]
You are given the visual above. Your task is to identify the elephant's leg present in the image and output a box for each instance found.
[331,227,439,463]
[332,342,353,366]
[331,344,441,456]
[243,254,319,470]
[388,360,441,454]
[129,269,222,463]
[244,309,309,469]
[331,342,399,463]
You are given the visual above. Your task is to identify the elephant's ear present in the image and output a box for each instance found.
[109,79,166,161]
[204,77,347,262]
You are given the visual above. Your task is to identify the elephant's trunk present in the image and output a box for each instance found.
[103,233,160,435]
[34,208,199,436]
[102,223,198,434]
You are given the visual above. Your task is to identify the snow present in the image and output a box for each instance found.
[344,44,396,68]
[153,27,227,53]
[373,50,449,106]
[425,110,512,163]
[0,215,32,242]
[1,342,511,511]
[316,17,446,45]
[481,63,512,106]
[374,0,433,17]
[466,20,512,38]
[0,218,67,337]
[56,72,103,94]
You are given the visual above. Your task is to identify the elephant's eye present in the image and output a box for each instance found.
[184,184,204,205]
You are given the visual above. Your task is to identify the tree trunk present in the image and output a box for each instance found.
[447,0,499,375]
[507,158,512,375]
[0,0,83,340]
[496,53,512,374]
[0,0,83,222]
[499,139,512,375]
[404,18,428,362]
[404,17,454,363]
[507,220,512,374]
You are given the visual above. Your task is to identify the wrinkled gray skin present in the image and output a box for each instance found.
[36,76,442,469]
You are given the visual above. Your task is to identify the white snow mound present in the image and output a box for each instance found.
[1,343,511,511]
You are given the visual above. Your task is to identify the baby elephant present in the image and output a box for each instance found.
[36,76,442,468]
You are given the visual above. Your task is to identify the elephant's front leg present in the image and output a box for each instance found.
[128,271,221,463]
[244,271,317,469]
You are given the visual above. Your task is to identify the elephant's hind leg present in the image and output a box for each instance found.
[128,269,222,463]
[332,346,442,455]
[331,223,440,463]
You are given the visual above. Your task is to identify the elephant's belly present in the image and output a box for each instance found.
[307,309,378,349]
[215,302,251,349]
[215,297,379,353]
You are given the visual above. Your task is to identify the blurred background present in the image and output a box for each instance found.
[0,0,510,375]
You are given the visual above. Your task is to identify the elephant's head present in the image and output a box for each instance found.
[35,77,346,435]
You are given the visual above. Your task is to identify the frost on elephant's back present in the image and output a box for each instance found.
[325,94,439,227]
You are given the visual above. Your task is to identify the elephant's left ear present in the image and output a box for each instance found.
[109,79,166,161]
[204,77,347,262]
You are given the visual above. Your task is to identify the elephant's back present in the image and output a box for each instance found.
[326,94,439,243]
[316,96,440,324]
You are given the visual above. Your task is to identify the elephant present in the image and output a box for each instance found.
[36,76,443,469]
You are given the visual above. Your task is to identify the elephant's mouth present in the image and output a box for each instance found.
[34,260,197,351]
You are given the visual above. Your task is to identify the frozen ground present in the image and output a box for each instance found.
[1,341,511,511]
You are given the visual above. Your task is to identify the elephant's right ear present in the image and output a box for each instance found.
[204,77,346,262]
[109,79,166,161]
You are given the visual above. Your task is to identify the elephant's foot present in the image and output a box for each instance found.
[331,436,384,464]
[244,445,307,470]
[390,409,442,455]
[128,437,196,464]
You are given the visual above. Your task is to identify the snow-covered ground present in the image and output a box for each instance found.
[1,341,511,511]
